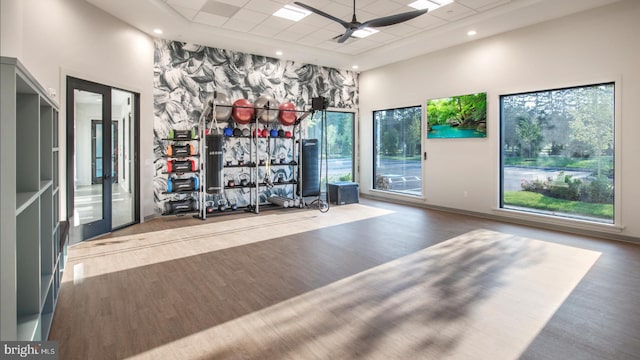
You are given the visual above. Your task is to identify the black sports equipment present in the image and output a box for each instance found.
[294,0,428,43]
[206,134,224,194]
[298,139,320,197]
[164,198,197,214]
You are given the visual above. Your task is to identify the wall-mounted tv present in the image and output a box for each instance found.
[426,92,487,139]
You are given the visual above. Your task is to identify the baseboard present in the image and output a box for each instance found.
[360,193,640,244]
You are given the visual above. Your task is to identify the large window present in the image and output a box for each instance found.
[306,110,354,187]
[500,83,615,223]
[373,106,422,196]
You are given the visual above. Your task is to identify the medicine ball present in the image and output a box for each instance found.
[278,102,297,126]
[232,98,254,125]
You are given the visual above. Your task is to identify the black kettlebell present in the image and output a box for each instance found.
[233,128,242,137]
[278,129,285,138]
[230,204,238,211]
[218,203,227,211]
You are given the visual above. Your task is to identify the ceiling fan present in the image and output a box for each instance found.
[293,1,429,43]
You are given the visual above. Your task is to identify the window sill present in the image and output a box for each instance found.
[492,207,624,233]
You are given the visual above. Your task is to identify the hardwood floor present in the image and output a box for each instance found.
[48,198,640,359]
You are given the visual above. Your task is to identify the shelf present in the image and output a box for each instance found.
[162,190,198,194]
[3,57,63,342]
[16,191,39,215]
[161,210,201,217]
[162,154,200,158]
[40,311,54,341]
[162,171,199,174]
[17,313,40,341]
[40,274,53,306]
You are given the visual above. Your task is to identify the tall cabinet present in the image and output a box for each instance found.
[1,57,66,341]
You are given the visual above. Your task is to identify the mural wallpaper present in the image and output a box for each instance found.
[153,39,359,213]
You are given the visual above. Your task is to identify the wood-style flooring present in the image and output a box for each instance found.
[48,198,640,359]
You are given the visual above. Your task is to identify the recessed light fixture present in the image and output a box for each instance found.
[353,27,379,39]
[275,51,283,56]
[409,0,453,11]
[352,65,359,70]
[467,30,477,36]
[153,29,163,35]
[273,4,311,22]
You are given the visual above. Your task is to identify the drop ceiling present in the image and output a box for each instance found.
[86,0,622,71]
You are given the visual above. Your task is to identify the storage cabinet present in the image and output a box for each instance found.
[1,57,66,341]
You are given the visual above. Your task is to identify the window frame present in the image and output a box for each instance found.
[372,105,423,197]
[498,80,621,228]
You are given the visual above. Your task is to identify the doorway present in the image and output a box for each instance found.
[67,77,140,242]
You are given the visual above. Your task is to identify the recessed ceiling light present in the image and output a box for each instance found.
[467,30,477,36]
[409,0,453,11]
[352,65,359,69]
[273,5,311,22]
[153,29,163,35]
[353,27,379,39]
[275,51,283,56]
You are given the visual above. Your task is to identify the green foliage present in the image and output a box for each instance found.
[580,175,613,203]
[427,93,486,126]
[339,173,352,181]
[515,114,543,158]
[381,127,399,155]
[504,191,613,219]
[547,173,582,201]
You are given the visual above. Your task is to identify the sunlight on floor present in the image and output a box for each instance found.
[64,204,394,283]
[127,229,601,360]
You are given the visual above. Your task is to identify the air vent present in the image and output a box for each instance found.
[201,0,240,18]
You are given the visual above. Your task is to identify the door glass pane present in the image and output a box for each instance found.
[112,89,135,228]
[73,89,104,225]
[373,106,423,196]
[306,111,354,190]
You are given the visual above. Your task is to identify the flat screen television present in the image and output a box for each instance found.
[426,92,487,139]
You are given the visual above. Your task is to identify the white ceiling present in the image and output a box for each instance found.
[87,0,622,71]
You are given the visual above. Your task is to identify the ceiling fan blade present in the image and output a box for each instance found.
[362,8,428,28]
[293,2,351,29]
[337,28,357,43]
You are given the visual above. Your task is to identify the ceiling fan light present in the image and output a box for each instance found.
[353,27,379,38]
[409,0,453,11]
[273,5,311,22]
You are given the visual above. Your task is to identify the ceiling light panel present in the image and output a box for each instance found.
[408,0,453,11]
[273,4,311,21]
[352,27,379,39]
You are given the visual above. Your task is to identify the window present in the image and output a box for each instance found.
[500,83,615,223]
[373,106,422,196]
[306,110,354,187]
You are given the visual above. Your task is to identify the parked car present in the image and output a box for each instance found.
[378,174,421,191]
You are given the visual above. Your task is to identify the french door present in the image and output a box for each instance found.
[67,77,139,241]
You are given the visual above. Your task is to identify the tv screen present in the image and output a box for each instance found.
[426,92,487,138]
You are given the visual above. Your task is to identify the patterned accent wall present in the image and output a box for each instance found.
[153,40,359,213]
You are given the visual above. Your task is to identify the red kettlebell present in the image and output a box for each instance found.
[285,131,292,138]
[261,129,268,137]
